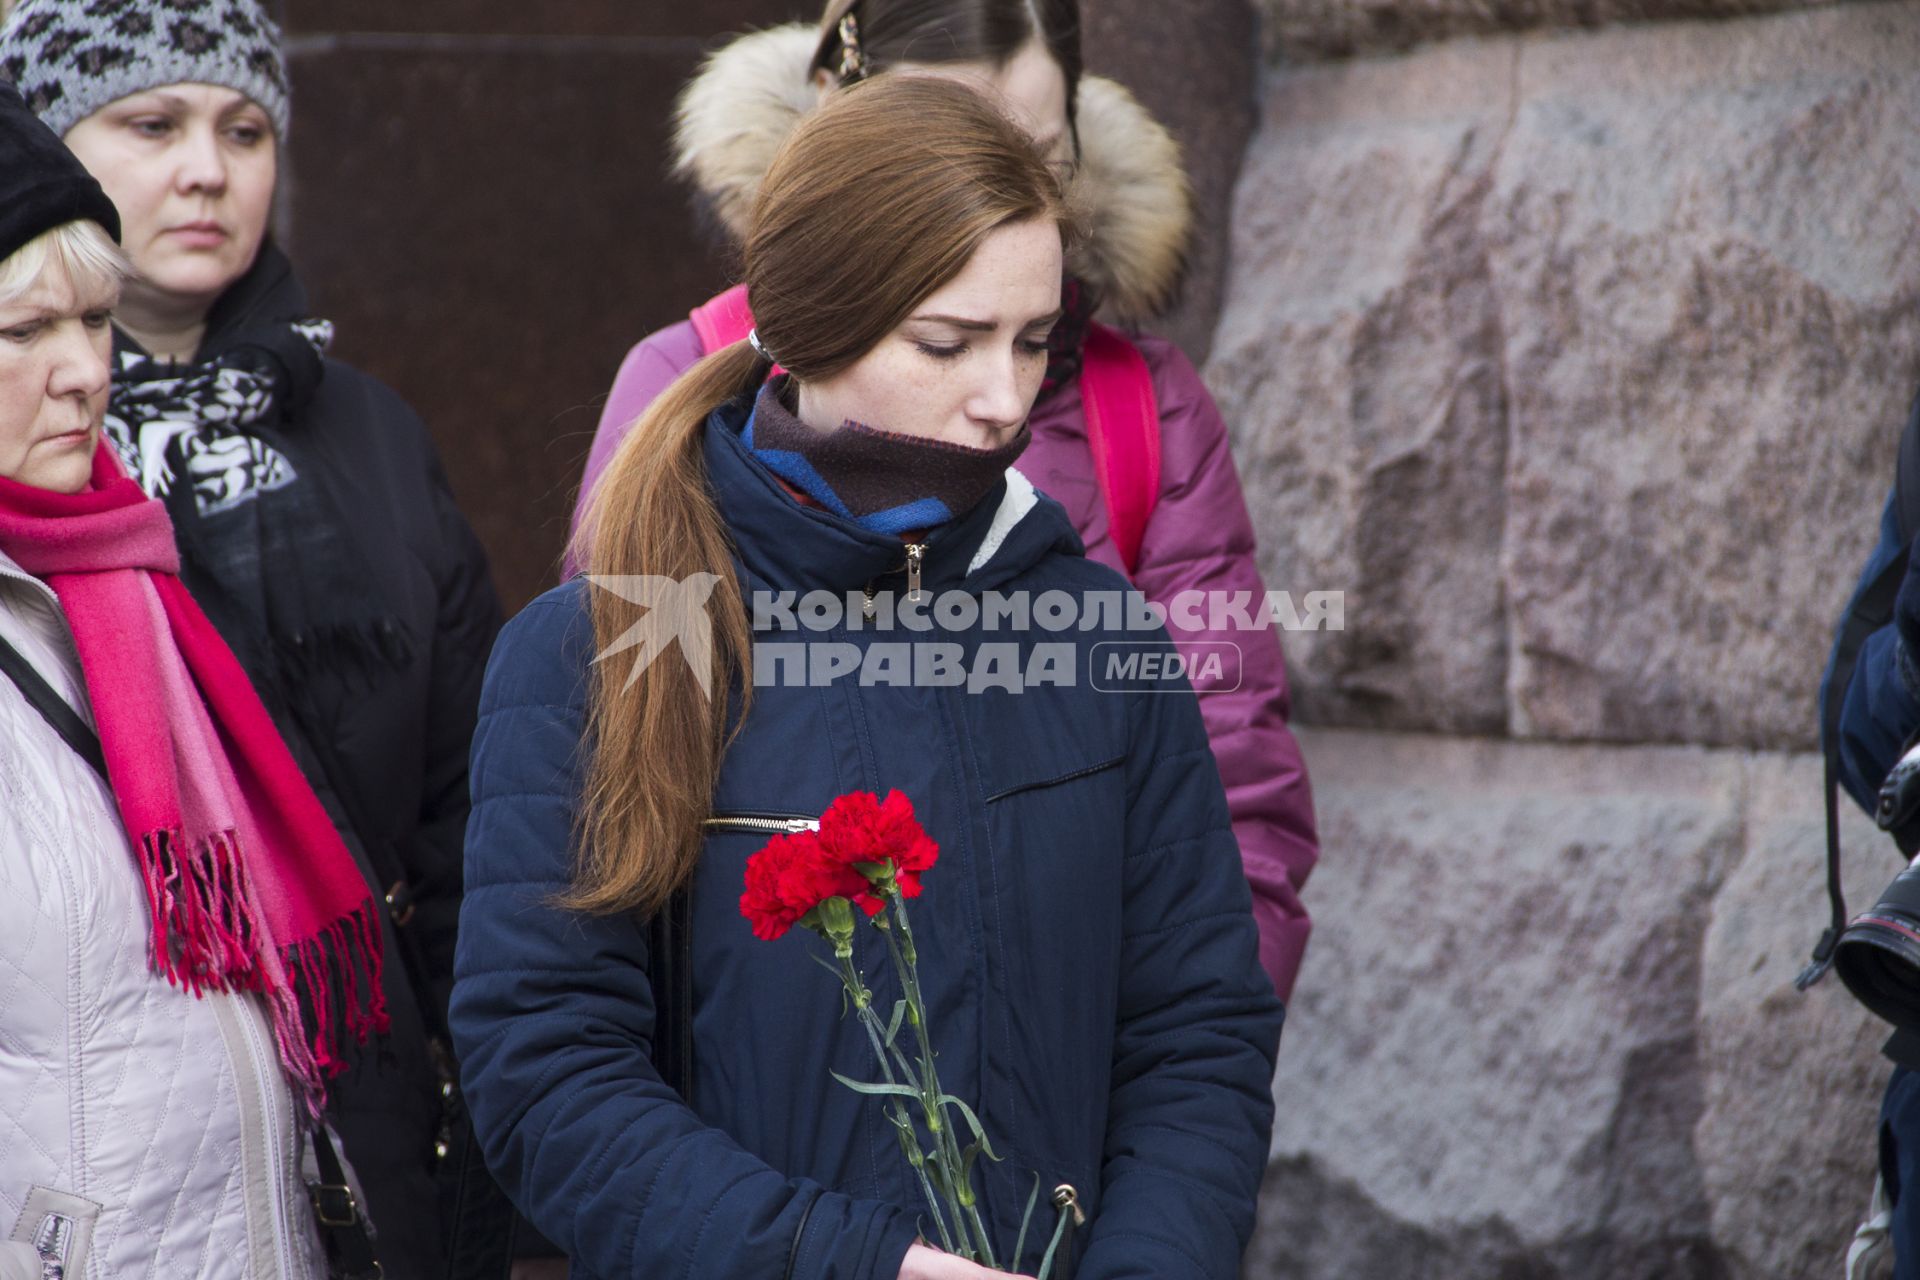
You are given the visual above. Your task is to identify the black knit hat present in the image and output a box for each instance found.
[0,77,119,264]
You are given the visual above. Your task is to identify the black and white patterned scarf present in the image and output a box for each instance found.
[103,317,332,515]
[107,305,413,715]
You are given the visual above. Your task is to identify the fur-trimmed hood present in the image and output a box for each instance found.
[672,23,1193,326]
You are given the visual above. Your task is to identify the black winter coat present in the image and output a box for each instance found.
[123,248,507,1280]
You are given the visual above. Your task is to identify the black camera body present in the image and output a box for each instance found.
[1834,739,1920,1035]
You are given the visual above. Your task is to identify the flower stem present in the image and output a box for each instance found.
[838,948,957,1255]
[880,894,998,1269]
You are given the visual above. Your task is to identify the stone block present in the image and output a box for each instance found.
[1208,43,1518,734]
[1492,4,1920,749]
[1251,728,1891,1279]
[1210,3,1920,746]
[1695,752,1897,1279]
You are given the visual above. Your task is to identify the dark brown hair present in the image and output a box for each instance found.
[568,75,1070,918]
[812,0,1083,125]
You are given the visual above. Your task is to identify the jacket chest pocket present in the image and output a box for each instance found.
[697,811,823,920]
[960,669,1127,809]
[978,754,1129,937]
[982,756,1124,805]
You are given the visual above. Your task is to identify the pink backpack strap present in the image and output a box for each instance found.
[1079,322,1163,576]
[689,283,756,355]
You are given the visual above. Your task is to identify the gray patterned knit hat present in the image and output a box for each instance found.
[0,0,289,140]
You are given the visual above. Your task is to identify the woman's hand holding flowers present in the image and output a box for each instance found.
[900,1243,1035,1280]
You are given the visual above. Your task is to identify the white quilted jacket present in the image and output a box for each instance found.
[0,552,325,1280]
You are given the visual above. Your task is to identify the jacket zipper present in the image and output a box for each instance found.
[860,541,930,620]
[233,997,301,1279]
[904,542,926,602]
[32,1211,72,1278]
[703,814,819,835]
[0,561,58,604]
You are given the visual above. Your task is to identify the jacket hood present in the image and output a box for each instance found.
[673,23,1193,327]
[702,394,1082,601]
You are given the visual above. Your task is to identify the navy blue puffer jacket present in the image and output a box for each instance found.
[451,394,1283,1280]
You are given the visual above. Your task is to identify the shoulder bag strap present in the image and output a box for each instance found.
[1802,386,1920,989]
[1078,323,1163,577]
[309,1124,384,1280]
[0,630,106,779]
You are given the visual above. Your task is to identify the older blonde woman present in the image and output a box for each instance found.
[1,1,511,1272]
[0,80,402,1279]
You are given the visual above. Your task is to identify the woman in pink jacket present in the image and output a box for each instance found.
[573,0,1319,1003]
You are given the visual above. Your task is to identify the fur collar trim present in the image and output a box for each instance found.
[672,23,1192,326]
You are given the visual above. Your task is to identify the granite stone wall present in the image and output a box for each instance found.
[1217,2,1920,1274]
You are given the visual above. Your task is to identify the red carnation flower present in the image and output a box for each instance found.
[740,828,876,939]
[740,831,808,941]
[779,842,869,917]
[816,790,940,900]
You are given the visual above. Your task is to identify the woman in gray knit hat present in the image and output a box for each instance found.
[0,73,337,1280]
[0,4,513,1278]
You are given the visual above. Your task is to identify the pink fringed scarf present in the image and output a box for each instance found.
[0,444,387,1117]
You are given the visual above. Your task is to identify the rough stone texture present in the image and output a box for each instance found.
[1083,0,1260,361]
[1256,0,1856,63]
[1210,44,1518,734]
[1493,8,1920,750]
[1210,2,1920,746]
[1252,728,1893,1280]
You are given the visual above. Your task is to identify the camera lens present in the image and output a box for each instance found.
[1835,863,1920,1028]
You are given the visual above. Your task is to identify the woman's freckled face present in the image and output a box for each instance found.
[794,218,1064,450]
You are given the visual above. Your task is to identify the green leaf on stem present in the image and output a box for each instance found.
[885,999,908,1048]
[1036,1193,1076,1280]
[937,1094,999,1163]
[1012,1175,1042,1273]
[960,1138,986,1186]
[810,953,846,981]
[827,1071,924,1102]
